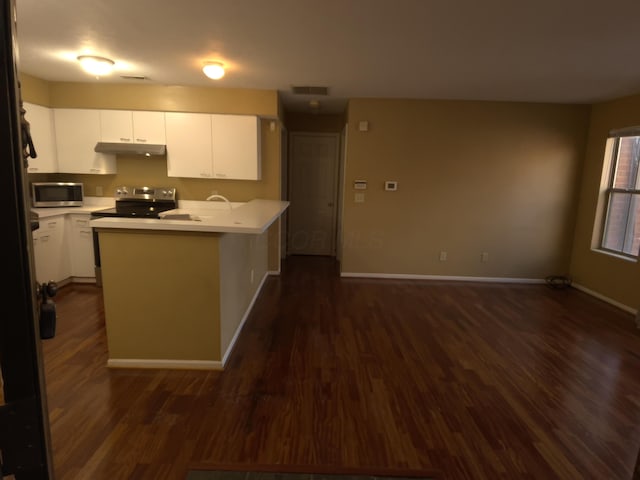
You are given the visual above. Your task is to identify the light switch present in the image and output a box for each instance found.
[354,180,367,190]
[385,181,398,191]
[358,121,369,132]
[355,193,365,203]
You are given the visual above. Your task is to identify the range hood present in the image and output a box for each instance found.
[94,142,166,156]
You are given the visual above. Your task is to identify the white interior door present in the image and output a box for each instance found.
[288,133,339,256]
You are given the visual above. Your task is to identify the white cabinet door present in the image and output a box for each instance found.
[132,111,166,144]
[165,112,213,178]
[32,215,69,284]
[100,110,166,144]
[100,110,134,142]
[24,102,58,173]
[212,114,261,180]
[68,214,95,278]
[54,109,116,174]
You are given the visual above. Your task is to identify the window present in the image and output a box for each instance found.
[600,128,640,258]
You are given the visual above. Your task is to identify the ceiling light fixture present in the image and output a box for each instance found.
[77,55,115,76]
[202,61,225,80]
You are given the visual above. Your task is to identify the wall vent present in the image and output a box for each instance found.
[291,85,329,95]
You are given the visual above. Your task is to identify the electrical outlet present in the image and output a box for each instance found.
[439,251,447,261]
[481,252,489,262]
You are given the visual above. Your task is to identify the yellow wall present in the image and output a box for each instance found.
[569,94,640,310]
[20,74,283,270]
[100,229,269,364]
[21,74,636,312]
[342,98,591,278]
[100,230,222,361]
[19,73,50,106]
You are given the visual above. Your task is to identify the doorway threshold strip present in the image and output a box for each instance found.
[186,465,439,480]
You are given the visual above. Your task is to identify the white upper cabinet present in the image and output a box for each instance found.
[23,102,58,173]
[100,110,166,144]
[132,111,166,144]
[165,112,213,178]
[54,108,116,174]
[99,110,133,142]
[166,112,261,180]
[211,114,261,180]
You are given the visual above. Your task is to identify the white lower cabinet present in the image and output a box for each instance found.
[68,214,95,278]
[32,215,69,284]
[32,213,95,284]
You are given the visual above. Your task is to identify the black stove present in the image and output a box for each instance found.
[91,186,177,218]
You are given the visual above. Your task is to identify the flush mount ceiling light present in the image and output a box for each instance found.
[77,55,115,76]
[202,61,225,80]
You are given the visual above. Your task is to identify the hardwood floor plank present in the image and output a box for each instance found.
[38,256,640,479]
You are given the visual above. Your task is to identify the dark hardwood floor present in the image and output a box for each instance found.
[39,255,640,479]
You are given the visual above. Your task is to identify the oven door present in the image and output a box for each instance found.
[90,211,108,287]
[92,227,102,287]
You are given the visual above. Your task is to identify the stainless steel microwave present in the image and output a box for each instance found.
[31,182,84,207]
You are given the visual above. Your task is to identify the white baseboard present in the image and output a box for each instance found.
[221,271,270,366]
[340,272,545,284]
[107,358,223,370]
[268,269,281,276]
[70,277,97,284]
[571,283,637,315]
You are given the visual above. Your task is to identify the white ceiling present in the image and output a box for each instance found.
[13,0,640,114]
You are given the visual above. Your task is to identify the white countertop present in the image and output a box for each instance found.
[32,197,116,218]
[90,199,289,234]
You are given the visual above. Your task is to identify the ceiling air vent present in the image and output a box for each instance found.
[120,75,149,80]
[291,86,329,95]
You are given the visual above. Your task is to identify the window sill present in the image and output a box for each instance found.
[592,248,638,263]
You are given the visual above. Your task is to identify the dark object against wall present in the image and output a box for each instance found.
[545,275,572,289]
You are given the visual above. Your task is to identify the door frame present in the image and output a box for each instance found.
[287,131,341,257]
[0,0,55,477]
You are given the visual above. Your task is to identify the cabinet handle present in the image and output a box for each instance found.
[120,137,131,141]
[76,220,89,226]
[90,168,101,173]
[135,138,147,143]
[47,221,57,228]
[215,173,227,178]
[200,173,212,178]
[41,235,50,242]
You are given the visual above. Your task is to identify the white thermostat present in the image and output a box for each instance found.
[385,181,398,191]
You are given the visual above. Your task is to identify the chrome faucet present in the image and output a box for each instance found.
[205,194,232,209]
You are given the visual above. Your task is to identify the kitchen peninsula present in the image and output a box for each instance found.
[90,199,289,370]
